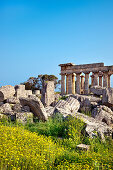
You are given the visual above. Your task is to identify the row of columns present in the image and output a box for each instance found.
[90,72,111,88]
[61,71,111,95]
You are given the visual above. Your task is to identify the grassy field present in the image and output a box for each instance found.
[0,114,113,169]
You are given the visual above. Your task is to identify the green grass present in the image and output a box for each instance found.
[0,114,113,169]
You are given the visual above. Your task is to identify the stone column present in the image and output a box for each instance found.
[84,72,90,95]
[72,73,75,94]
[81,75,84,94]
[98,72,103,87]
[66,74,69,94]
[103,71,108,87]
[108,74,111,88]
[90,74,94,86]
[68,73,73,94]
[61,74,65,95]
[93,72,98,86]
[76,73,81,94]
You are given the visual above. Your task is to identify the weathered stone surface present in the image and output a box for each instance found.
[90,86,105,96]
[22,105,30,112]
[0,85,15,102]
[0,102,4,106]
[34,90,40,95]
[15,85,32,98]
[15,85,25,91]
[16,112,33,123]
[76,144,90,151]
[0,103,12,113]
[92,105,113,126]
[54,96,80,117]
[6,97,20,104]
[12,104,22,112]
[74,112,112,140]
[26,90,32,96]
[45,106,55,117]
[71,94,101,112]
[102,87,113,105]
[41,81,55,106]
[20,95,48,120]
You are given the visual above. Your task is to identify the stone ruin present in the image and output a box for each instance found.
[0,62,113,140]
[41,81,55,106]
[59,62,113,95]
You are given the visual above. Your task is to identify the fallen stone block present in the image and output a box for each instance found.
[0,85,15,102]
[76,144,90,151]
[20,95,48,121]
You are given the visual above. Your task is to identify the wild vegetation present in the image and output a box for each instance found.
[0,114,113,169]
[22,74,60,91]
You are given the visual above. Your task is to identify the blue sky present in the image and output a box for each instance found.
[0,0,113,87]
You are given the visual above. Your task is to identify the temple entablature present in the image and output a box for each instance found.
[59,62,113,95]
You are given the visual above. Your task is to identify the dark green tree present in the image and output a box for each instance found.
[21,74,60,91]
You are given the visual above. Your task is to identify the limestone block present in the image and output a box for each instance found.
[102,88,113,105]
[34,90,40,95]
[41,81,55,106]
[0,102,4,106]
[71,94,101,112]
[15,85,32,98]
[92,105,113,126]
[90,86,105,96]
[6,97,20,104]
[74,112,112,140]
[26,90,32,96]
[15,85,25,91]
[23,105,30,112]
[0,85,15,102]
[12,104,22,112]
[20,95,48,120]
[76,144,90,151]
[54,96,80,117]
[16,112,33,123]
[0,103,13,113]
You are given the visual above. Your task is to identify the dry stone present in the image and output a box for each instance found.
[0,102,4,106]
[12,104,22,112]
[102,88,113,106]
[76,144,90,151]
[74,112,112,140]
[15,85,32,98]
[34,90,40,95]
[22,105,30,112]
[6,97,20,104]
[0,85,15,102]
[0,103,13,113]
[41,81,55,106]
[16,112,33,123]
[71,94,101,112]
[90,86,105,96]
[54,96,80,117]
[20,95,48,120]
[92,105,113,126]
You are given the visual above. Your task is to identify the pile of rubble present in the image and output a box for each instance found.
[0,83,113,140]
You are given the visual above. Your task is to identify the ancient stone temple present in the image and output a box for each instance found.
[59,63,113,95]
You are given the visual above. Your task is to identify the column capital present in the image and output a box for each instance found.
[98,72,103,77]
[102,70,109,74]
[92,71,99,74]
[83,71,90,74]
[60,73,66,76]
[76,72,82,75]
